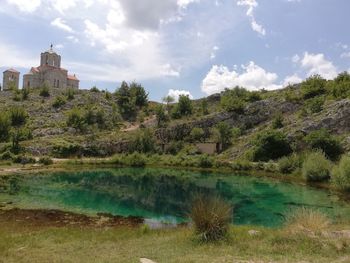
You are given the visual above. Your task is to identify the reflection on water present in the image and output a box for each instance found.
[1,167,350,227]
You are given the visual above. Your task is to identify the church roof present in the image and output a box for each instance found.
[4,68,20,73]
[67,74,79,81]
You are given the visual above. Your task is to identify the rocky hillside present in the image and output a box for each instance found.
[0,73,350,160]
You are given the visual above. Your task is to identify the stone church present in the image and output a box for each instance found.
[2,46,79,90]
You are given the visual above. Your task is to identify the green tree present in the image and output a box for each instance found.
[200,99,209,115]
[215,122,232,150]
[162,95,175,112]
[155,105,168,127]
[304,129,343,161]
[302,150,331,182]
[220,87,249,113]
[172,95,193,118]
[115,81,137,120]
[130,82,148,107]
[251,130,292,161]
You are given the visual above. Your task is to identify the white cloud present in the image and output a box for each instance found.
[51,17,74,33]
[300,52,337,79]
[0,42,37,68]
[177,0,199,8]
[283,74,302,86]
[167,89,193,101]
[292,54,300,63]
[341,52,350,58]
[66,35,79,43]
[50,0,78,14]
[237,0,266,36]
[210,46,219,59]
[6,0,41,13]
[201,62,280,95]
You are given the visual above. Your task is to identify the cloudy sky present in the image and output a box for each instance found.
[0,0,349,101]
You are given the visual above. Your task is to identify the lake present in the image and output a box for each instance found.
[1,168,350,227]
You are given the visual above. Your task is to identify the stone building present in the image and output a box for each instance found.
[2,68,20,90]
[22,45,79,90]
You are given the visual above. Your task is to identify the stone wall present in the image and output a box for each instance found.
[3,71,19,90]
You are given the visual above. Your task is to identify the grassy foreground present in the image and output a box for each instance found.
[1,221,350,263]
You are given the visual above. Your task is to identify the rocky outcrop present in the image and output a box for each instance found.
[301,99,350,134]
[156,99,300,142]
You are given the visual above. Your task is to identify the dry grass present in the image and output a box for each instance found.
[190,195,233,242]
[285,207,331,234]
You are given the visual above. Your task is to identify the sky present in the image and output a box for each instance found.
[0,0,349,101]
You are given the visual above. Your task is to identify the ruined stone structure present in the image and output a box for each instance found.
[1,45,79,91]
[2,68,20,90]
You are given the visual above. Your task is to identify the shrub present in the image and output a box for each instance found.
[66,108,86,132]
[251,130,292,161]
[306,96,324,113]
[39,83,50,97]
[90,86,100,92]
[190,127,205,142]
[302,151,331,182]
[190,195,232,242]
[130,129,156,153]
[278,154,302,174]
[301,75,327,99]
[21,88,30,100]
[304,129,342,161]
[198,154,213,168]
[166,141,184,155]
[126,153,146,167]
[52,96,67,108]
[0,113,11,142]
[331,155,350,191]
[214,122,232,150]
[272,114,284,129]
[13,155,36,165]
[285,207,330,234]
[39,156,54,165]
[66,88,75,100]
[9,107,28,127]
[0,151,14,161]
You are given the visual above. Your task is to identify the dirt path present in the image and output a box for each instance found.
[121,115,156,132]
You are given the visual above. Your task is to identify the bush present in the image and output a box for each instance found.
[304,129,342,161]
[214,122,232,150]
[126,153,146,167]
[66,108,86,132]
[306,96,324,113]
[198,154,213,168]
[301,75,327,99]
[0,151,14,161]
[39,156,54,165]
[278,154,302,174]
[302,151,331,182]
[285,207,330,234]
[189,127,205,142]
[331,155,350,191]
[66,88,75,100]
[166,141,184,155]
[52,96,67,108]
[0,113,11,142]
[39,84,50,97]
[251,130,292,161]
[130,129,156,153]
[90,86,100,92]
[190,195,232,242]
[9,107,28,127]
[272,114,284,129]
[13,155,36,165]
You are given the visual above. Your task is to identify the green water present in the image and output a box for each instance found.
[1,168,350,227]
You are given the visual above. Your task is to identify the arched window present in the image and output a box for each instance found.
[27,81,30,88]
[46,55,48,65]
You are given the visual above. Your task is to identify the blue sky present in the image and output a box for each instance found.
[0,0,349,101]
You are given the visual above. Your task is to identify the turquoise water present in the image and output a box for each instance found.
[1,168,350,227]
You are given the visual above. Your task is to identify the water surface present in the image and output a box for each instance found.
[0,168,349,227]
